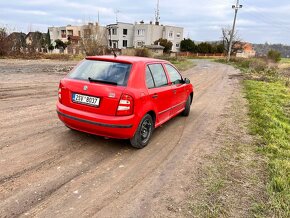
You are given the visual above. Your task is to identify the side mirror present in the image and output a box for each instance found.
[184,78,190,84]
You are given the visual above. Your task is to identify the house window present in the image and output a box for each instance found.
[168,31,174,39]
[61,30,66,38]
[123,40,128,48]
[112,28,117,35]
[123,29,128,35]
[176,43,180,48]
[67,30,73,36]
[137,29,145,36]
[176,32,181,38]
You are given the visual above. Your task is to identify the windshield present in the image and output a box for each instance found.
[68,60,132,86]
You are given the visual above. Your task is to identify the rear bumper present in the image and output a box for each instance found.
[56,102,137,139]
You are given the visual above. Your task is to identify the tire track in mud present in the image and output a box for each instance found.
[89,63,233,217]
[0,60,238,217]
[19,63,228,217]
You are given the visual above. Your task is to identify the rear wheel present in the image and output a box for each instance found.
[182,95,191,116]
[130,114,154,149]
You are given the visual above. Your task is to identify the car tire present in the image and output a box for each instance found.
[130,114,154,149]
[182,95,191,116]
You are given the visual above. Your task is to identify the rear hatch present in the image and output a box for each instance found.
[60,59,132,116]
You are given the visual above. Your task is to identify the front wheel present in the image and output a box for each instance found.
[130,114,154,149]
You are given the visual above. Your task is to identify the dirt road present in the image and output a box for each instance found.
[0,59,240,217]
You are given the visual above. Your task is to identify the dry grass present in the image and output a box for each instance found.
[187,85,269,217]
[0,53,85,61]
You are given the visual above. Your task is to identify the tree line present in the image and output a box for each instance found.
[180,38,225,54]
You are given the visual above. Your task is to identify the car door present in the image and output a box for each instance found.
[145,64,173,125]
[164,63,187,116]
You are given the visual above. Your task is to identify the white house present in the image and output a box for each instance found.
[107,21,184,52]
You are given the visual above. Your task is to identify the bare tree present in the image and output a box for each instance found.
[221,27,242,55]
[79,24,108,56]
[0,27,8,55]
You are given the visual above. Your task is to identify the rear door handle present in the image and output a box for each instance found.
[152,93,158,99]
[173,89,177,94]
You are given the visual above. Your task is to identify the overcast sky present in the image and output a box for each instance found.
[0,0,289,44]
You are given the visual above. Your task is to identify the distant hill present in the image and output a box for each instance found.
[253,43,290,58]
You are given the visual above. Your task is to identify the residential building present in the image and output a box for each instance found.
[134,22,183,52]
[25,31,47,52]
[48,23,106,46]
[5,32,26,51]
[236,42,256,58]
[107,22,134,49]
[48,26,71,43]
[107,21,184,52]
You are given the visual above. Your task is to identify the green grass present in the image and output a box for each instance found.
[244,80,290,217]
[280,58,290,64]
[219,57,290,216]
[171,59,195,71]
[158,56,196,71]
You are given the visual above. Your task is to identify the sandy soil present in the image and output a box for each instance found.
[0,59,241,217]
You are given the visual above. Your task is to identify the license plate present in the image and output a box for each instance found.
[72,93,100,107]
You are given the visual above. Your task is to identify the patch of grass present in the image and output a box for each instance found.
[171,59,195,71]
[244,80,290,217]
[280,58,290,64]
[220,57,290,216]
[187,93,268,218]
[158,56,196,71]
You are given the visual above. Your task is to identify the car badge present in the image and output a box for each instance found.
[83,85,88,91]
[108,92,116,98]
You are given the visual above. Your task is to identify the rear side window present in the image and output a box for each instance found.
[145,66,155,89]
[147,64,168,87]
[164,64,182,84]
[68,60,131,86]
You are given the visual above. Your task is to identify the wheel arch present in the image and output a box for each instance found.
[190,92,194,104]
[146,110,156,126]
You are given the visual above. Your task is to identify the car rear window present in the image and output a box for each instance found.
[68,60,132,86]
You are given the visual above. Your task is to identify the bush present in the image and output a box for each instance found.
[154,38,173,53]
[134,48,151,57]
[249,58,268,72]
[267,50,281,63]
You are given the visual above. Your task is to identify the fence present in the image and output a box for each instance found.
[177,52,225,58]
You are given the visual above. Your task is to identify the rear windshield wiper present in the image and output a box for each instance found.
[88,77,118,85]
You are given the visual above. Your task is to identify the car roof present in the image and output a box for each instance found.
[86,55,169,64]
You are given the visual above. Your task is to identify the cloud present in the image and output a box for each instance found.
[0,0,289,44]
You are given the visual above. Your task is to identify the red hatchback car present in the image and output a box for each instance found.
[57,56,194,148]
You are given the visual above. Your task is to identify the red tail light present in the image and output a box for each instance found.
[116,94,134,116]
[58,82,63,103]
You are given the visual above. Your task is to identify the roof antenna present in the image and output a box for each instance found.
[155,0,160,25]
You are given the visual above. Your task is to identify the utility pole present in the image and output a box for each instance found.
[227,0,242,62]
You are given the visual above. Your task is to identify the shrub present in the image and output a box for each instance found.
[154,38,173,53]
[134,48,151,57]
[249,58,268,72]
[267,50,281,63]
